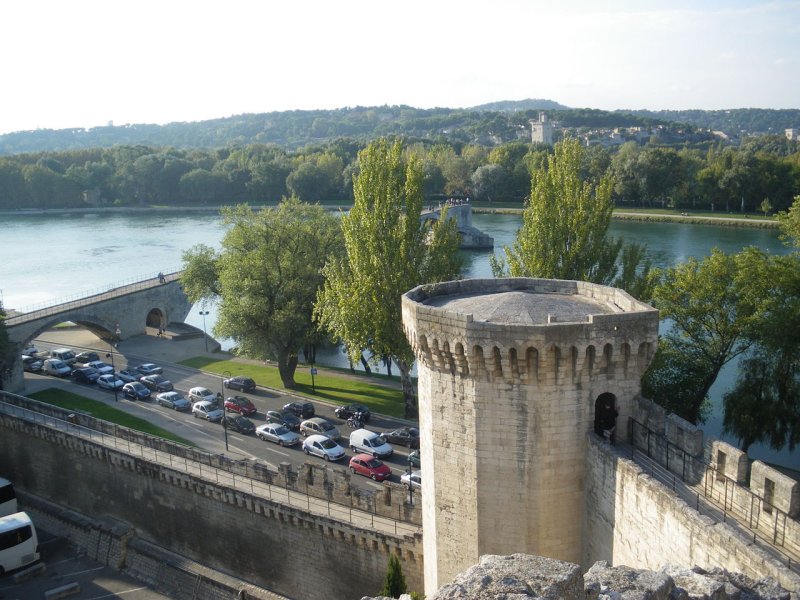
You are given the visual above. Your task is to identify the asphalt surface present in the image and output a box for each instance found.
[26,328,418,489]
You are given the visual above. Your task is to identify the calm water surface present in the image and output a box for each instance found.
[1,210,795,469]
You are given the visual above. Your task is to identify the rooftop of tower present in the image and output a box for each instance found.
[404,278,657,327]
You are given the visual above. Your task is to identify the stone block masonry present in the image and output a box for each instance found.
[0,414,424,600]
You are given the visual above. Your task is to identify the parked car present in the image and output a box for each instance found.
[349,453,392,481]
[283,401,315,419]
[188,387,217,404]
[139,374,173,392]
[97,373,124,390]
[223,376,256,392]
[408,449,421,468]
[265,410,301,431]
[224,396,256,416]
[302,434,345,461]
[401,470,422,490]
[117,369,140,383]
[384,426,420,448]
[192,400,224,422]
[255,423,300,446]
[156,391,190,411]
[223,415,255,434]
[22,345,39,356]
[300,417,341,441]
[21,355,43,372]
[43,359,71,377]
[349,428,393,458]
[334,403,371,423]
[122,382,151,401]
[136,363,163,375]
[86,360,114,375]
[71,366,100,384]
[50,348,77,365]
[73,351,100,366]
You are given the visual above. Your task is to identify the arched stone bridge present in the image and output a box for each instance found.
[421,204,493,249]
[2,271,192,392]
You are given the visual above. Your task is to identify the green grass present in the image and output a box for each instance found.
[28,389,194,445]
[179,357,406,418]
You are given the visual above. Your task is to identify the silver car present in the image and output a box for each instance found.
[192,400,224,422]
[302,434,345,461]
[157,392,191,411]
[256,423,300,446]
[300,417,341,441]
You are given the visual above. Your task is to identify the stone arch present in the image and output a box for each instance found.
[442,341,456,375]
[146,308,165,329]
[570,346,579,379]
[472,345,486,379]
[491,346,503,380]
[509,347,519,379]
[620,342,631,375]
[602,343,614,376]
[585,345,596,377]
[454,342,469,377]
[594,392,618,442]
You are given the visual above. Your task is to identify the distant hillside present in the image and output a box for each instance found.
[0,102,795,155]
[622,108,800,135]
[469,99,570,112]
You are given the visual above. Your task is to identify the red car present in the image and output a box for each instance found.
[224,395,256,416]
[348,453,392,482]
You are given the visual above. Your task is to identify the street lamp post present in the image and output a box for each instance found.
[199,310,210,352]
[220,370,230,451]
[106,344,118,402]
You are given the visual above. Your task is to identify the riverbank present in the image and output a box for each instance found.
[1,203,780,229]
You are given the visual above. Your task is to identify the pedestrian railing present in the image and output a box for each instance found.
[0,398,421,538]
[627,418,798,573]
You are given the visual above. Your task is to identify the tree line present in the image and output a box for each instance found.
[0,134,799,214]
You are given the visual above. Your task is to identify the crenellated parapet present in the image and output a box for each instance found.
[402,278,659,387]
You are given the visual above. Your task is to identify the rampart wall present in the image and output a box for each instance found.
[0,410,424,600]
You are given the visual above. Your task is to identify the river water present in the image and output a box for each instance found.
[1,209,796,469]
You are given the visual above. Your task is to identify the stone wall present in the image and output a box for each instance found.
[583,435,800,594]
[0,413,424,599]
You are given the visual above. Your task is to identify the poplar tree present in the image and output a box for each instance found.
[315,139,463,418]
[491,137,657,301]
[380,553,408,598]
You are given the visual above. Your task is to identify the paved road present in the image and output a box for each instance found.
[26,331,417,492]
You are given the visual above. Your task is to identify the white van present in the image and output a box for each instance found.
[0,478,17,517]
[49,348,77,365]
[349,428,393,458]
[42,358,71,377]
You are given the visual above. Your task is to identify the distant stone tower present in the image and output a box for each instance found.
[530,111,554,144]
[401,278,659,593]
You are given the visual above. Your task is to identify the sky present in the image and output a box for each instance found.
[1,0,799,135]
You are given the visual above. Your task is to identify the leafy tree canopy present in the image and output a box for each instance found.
[181,198,343,387]
[315,139,463,417]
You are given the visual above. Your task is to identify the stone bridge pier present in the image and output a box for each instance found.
[3,274,192,393]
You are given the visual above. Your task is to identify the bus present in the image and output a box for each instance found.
[0,512,40,575]
[0,478,17,518]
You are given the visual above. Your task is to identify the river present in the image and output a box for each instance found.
[0,209,796,469]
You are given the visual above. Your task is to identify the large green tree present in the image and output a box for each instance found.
[315,139,463,418]
[643,248,767,424]
[181,198,343,388]
[491,137,657,301]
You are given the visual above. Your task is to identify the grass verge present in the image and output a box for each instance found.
[28,388,194,445]
[179,357,406,419]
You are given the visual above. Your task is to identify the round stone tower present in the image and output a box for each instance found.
[401,278,659,592]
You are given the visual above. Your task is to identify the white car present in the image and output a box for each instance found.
[97,374,124,390]
[86,360,114,375]
[188,387,217,404]
[300,417,341,441]
[42,358,71,377]
[136,363,163,375]
[302,434,346,461]
[192,400,224,422]
[157,392,191,411]
[401,470,422,490]
[256,423,300,446]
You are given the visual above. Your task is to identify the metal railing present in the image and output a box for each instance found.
[627,418,798,573]
[0,400,421,538]
[6,267,181,316]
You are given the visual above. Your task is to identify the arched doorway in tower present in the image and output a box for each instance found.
[594,392,618,444]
